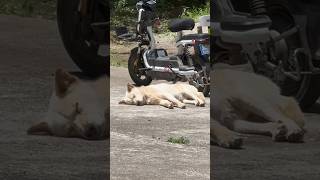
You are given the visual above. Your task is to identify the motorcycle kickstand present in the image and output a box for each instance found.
[167,65,183,83]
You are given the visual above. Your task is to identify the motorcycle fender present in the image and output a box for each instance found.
[294,15,320,68]
[293,15,320,67]
[293,15,311,56]
[130,47,141,56]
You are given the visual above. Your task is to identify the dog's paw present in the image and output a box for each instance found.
[282,122,304,143]
[225,137,243,149]
[215,137,243,149]
[194,100,205,107]
[168,103,174,109]
[272,124,287,142]
[212,133,243,149]
[199,102,205,107]
[286,128,305,143]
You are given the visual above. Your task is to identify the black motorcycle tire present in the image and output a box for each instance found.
[267,0,320,110]
[203,85,210,97]
[128,47,152,86]
[57,0,108,78]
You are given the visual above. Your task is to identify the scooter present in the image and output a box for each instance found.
[117,0,210,96]
[211,0,320,109]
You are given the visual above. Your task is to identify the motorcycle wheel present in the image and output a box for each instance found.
[57,0,108,77]
[267,0,320,110]
[203,85,210,97]
[128,47,152,86]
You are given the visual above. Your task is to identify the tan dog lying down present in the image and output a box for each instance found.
[28,69,108,140]
[119,83,205,109]
[211,66,305,149]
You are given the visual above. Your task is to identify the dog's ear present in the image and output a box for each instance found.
[127,83,134,92]
[55,69,77,97]
[27,121,52,135]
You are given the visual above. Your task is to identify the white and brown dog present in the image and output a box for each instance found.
[211,65,305,149]
[28,69,109,140]
[119,83,206,109]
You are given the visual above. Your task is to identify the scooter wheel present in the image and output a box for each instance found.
[203,86,210,97]
[128,47,152,86]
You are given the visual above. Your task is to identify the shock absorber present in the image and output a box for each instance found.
[249,0,267,15]
[184,45,194,66]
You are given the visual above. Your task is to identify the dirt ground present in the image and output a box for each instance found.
[0,15,107,179]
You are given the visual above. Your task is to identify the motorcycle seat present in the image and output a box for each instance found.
[179,33,209,42]
[168,18,195,32]
[221,15,271,31]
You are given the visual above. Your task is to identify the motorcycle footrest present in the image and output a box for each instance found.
[138,68,152,71]
[287,70,320,75]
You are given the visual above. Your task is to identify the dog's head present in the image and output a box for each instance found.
[119,83,145,106]
[28,69,107,140]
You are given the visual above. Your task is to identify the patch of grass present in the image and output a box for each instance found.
[167,136,190,145]
[181,3,210,21]
[0,0,56,19]
[110,54,128,67]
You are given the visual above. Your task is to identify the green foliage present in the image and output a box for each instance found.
[110,0,137,28]
[181,2,210,20]
[0,0,56,19]
[111,0,209,30]
[110,54,128,67]
[0,0,209,26]
[167,136,190,144]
